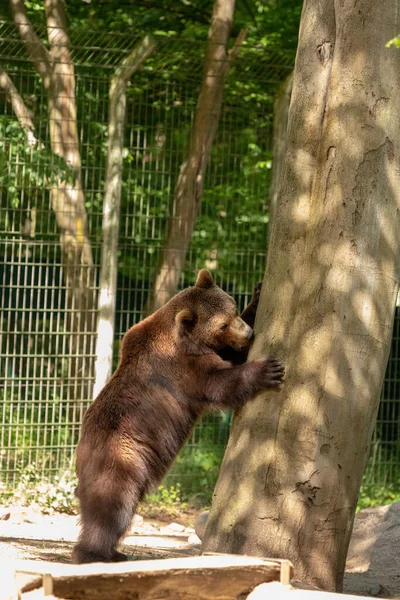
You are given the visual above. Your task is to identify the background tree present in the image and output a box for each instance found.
[6,0,96,407]
[203,0,400,592]
[143,0,245,315]
[93,36,156,397]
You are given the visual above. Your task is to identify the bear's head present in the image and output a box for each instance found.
[175,269,254,352]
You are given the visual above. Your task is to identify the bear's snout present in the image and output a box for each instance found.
[227,317,254,349]
[245,326,254,340]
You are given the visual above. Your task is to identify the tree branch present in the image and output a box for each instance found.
[0,65,39,147]
[114,34,157,84]
[10,0,52,88]
[228,27,249,62]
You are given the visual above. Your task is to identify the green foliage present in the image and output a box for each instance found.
[164,413,231,504]
[1,390,69,456]
[62,0,303,54]
[0,118,76,215]
[0,0,302,56]
[386,34,400,48]
[358,485,400,511]
[0,5,295,291]
[357,438,400,510]
[166,447,225,504]
[0,313,75,477]
[142,483,188,518]
[1,464,78,514]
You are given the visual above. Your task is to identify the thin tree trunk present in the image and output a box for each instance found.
[203,0,400,592]
[11,0,97,418]
[267,72,293,248]
[143,1,246,316]
[93,36,156,398]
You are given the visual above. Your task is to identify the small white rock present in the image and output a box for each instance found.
[131,514,144,527]
[188,534,202,545]
[184,526,195,534]
[165,522,185,533]
[129,525,157,535]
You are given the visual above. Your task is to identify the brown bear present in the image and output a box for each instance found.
[72,270,284,564]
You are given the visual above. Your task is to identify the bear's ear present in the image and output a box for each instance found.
[176,309,197,335]
[195,269,214,289]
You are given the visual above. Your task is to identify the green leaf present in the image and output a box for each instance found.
[386,34,400,48]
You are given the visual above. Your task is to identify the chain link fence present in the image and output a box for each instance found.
[0,21,399,503]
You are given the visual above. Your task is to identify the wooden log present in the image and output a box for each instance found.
[16,555,292,600]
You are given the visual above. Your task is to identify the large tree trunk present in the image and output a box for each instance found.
[11,0,97,415]
[143,1,245,316]
[202,0,400,592]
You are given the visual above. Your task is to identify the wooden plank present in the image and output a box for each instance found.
[16,555,293,600]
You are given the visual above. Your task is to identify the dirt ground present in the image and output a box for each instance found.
[1,506,202,599]
[1,504,400,599]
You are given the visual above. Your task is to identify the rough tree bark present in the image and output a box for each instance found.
[10,0,96,410]
[203,0,400,592]
[267,72,292,248]
[143,0,246,316]
[93,36,156,398]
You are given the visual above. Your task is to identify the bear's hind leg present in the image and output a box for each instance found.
[72,498,135,564]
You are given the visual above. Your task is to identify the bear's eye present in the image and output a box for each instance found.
[220,323,229,331]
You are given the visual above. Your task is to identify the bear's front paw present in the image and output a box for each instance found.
[255,356,285,388]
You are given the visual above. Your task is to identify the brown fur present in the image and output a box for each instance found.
[72,271,284,564]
